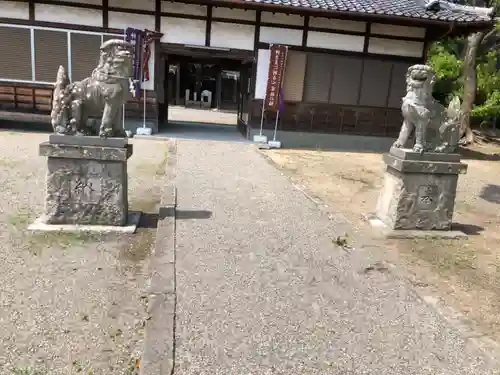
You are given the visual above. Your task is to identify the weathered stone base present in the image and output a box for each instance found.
[365,214,467,239]
[28,211,142,233]
[40,135,133,226]
[375,148,467,231]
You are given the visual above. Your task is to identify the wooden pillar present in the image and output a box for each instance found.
[175,63,181,105]
[216,68,222,110]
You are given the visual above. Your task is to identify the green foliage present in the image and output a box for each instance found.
[427,40,463,104]
[428,36,500,126]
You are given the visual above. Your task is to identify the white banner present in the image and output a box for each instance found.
[254,49,270,100]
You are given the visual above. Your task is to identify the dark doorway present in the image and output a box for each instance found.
[159,45,254,139]
[164,55,241,111]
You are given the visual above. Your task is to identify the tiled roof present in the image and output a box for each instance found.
[243,0,494,24]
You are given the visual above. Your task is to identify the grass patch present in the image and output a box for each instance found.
[336,170,376,186]
[11,368,47,375]
[119,230,154,263]
[155,151,168,176]
[0,158,20,168]
[133,150,169,177]
[8,212,33,228]
[407,239,477,274]
[21,231,103,255]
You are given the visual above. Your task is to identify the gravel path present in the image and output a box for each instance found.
[0,131,169,375]
[173,139,500,375]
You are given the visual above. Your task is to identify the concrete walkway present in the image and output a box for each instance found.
[172,140,499,374]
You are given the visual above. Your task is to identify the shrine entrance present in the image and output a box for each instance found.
[158,44,253,140]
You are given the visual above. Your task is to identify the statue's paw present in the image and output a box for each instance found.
[413,144,424,154]
[392,141,403,149]
[54,125,68,135]
[99,128,113,138]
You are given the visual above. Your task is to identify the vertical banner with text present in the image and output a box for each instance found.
[125,27,143,97]
[264,44,288,112]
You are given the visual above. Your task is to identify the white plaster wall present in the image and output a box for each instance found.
[161,2,207,16]
[261,12,304,26]
[1,1,29,20]
[109,12,155,31]
[309,17,366,32]
[368,37,424,58]
[255,49,270,99]
[371,23,426,39]
[211,22,254,50]
[109,0,155,11]
[35,4,103,27]
[260,27,302,46]
[307,31,364,52]
[141,42,155,91]
[212,7,256,21]
[161,17,206,45]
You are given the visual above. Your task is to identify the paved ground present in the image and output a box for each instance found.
[0,131,168,375]
[168,106,237,125]
[172,140,500,374]
[263,145,500,343]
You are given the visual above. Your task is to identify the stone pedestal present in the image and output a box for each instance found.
[373,147,467,235]
[38,135,133,226]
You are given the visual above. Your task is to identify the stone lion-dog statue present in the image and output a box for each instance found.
[50,39,134,138]
[392,64,462,154]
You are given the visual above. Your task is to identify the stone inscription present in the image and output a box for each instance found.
[70,176,101,203]
[417,185,439,210]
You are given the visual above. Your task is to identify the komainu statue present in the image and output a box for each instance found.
[50,39,134,138]
[392,64,462,154]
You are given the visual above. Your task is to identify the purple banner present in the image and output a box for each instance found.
[125,27,143,97]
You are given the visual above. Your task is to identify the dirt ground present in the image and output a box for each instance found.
[263,137,500,343]
[0,131,169,375]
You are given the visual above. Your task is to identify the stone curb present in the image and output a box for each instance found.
[256,147,500,365]
[140,140,178,375]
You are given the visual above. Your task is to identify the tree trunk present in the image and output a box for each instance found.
[460,31,485,145]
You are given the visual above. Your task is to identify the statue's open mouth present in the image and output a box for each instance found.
[410,71,429,82]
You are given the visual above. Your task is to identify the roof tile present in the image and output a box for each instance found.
[244,0,494,23]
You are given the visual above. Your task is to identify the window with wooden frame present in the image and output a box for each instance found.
[303,51,414,108]
[70,33,102,82]
[303,53,334,103]
[387,62,411,108]
[358,59,392,107]
[0,26,32,81]
[282,50,307,102]
[329,56,362,106]
[34,29,68,82]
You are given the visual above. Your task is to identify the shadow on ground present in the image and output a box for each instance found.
[0,120,51,133]
[452,223,485,235]
[176,209,212,220]
[459,147,500,161]
[479,184,500,205]
[138,209,212,228]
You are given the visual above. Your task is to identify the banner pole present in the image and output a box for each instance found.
[259,100,265,136]
[143,89,147,128]
[123,31,126,131]
[273,110,279,141]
